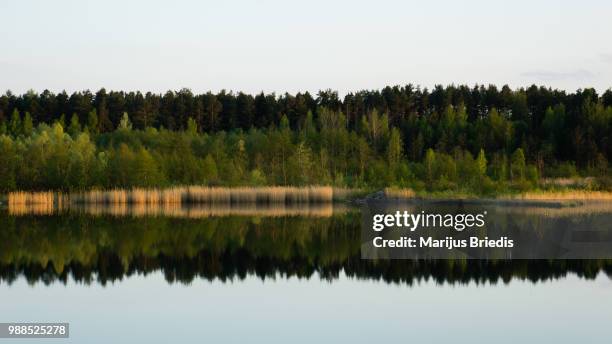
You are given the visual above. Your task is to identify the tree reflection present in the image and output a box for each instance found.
[0,211,611,286]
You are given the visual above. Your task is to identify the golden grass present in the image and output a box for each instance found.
[69,186,334,205]
[4,186,337,216]
[184,186,334,204]
[7,191,57,215]
[8,191,55,205]
[494,202,612,217]
[506,191,612,201]
[383,187,416,199]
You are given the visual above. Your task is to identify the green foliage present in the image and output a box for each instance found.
[186,117,198,134]
[0,136,17,190]
[87,109,99,134]
[387,128,402,166]
[202,154,219,184]
[0,85,610,172]
[118,112,132,131]
[23,112,33,136]
[477,149,487,176]
[133,147,165,186]
[511,148,526,181]
[249,169,267,186]
[425,149,435,182]
[9,109,21,136]
[68,113,81,137]
[0,98,607,194]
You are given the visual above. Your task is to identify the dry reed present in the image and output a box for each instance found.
[7,191,57,215]
[184,186,334,204]
[383,187,416,199]
[5,186,337,216]
[506,191,612,201]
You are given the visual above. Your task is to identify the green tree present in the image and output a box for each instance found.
[0,136,17,191]
[477,149,487,176]
[133,148,164,186]
[186,117,198,135]
[68,113,81,137]
[87,109,99,134]
[288,141,313,185]
[23,112,33,136]
[511,148,526,181]
[118,112,132,131]
[9,109,21,136]
[425,148,436,182]
[202,154,218,184]
[108,144,136,187]
[387,128,402,166]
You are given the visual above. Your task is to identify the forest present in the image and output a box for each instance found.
[0,84,611,194]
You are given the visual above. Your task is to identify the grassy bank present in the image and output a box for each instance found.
[4,185,612,209]
[381,187,612,202]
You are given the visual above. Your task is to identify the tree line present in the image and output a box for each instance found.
[0,84,611,192]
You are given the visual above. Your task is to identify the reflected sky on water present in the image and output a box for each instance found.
[1,271,611,343]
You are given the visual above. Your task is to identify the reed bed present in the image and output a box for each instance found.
[383,187,416,200]
[8,191,55,205]
[4,186,340,215]
[506,191,612,201]
[68,186,335,204]
[7,191,59,215]
[184,186,334,204]
[494,201,612,217]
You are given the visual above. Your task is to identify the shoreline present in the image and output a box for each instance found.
[2,187,612,206]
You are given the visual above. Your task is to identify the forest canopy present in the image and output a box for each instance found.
[0,84,611,193]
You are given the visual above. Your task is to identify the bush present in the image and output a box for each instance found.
[547,162,578,178]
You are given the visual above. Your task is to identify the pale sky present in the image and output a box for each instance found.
[1,0,611,95]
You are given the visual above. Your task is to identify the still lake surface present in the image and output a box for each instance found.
[1,202,612,343]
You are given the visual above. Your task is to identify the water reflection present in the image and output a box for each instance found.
[7,202,344,217]
[1,202,612,286]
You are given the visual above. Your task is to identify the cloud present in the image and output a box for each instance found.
[520,69,596,82]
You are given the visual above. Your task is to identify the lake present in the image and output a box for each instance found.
[1,202,612,343]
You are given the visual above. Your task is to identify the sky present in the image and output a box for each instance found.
[1,0,611,95]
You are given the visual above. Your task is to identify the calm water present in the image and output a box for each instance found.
[1,203,612,343]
